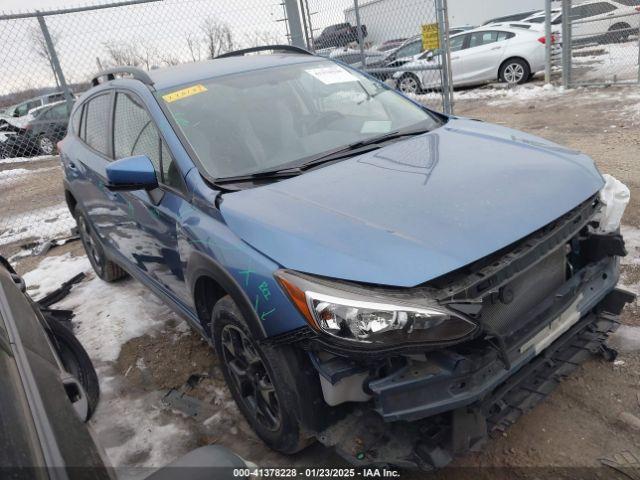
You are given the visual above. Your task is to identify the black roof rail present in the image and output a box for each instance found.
[91,67,154,87]
[216,45,314,59]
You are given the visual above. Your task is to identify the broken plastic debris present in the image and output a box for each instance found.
[596,174,630,234]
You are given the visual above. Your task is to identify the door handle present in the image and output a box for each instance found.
[451,56,459,60]
[68,160,77,169]
[491,46,502,50]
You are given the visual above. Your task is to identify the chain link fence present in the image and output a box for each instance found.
[558,0,640,86]
[0,0,291,258]
[0,0,452,258]
[301,0,453,111]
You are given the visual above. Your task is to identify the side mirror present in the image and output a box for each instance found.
[106,155,158,191]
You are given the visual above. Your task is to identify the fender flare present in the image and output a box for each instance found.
[185,250,267,340]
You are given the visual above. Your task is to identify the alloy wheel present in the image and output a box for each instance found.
[39,136,54,155]
[221,324,281,431]
[399,75,419,94]
[503,63,525,84]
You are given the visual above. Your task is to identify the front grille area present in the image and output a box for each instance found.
[479,246,567,338]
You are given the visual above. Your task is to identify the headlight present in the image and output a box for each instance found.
[275,270,477,346]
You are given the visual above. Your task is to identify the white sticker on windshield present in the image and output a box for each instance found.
[306,65,357,85]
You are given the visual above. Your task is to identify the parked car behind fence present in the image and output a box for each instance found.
[0,101,72,159]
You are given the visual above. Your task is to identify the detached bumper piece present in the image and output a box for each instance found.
[318,288,633,470]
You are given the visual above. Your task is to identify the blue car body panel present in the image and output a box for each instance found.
[61,61,604,340]
[220,118,604,287]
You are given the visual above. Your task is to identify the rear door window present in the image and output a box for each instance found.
[82,94,111,156]
[468,31,499,48]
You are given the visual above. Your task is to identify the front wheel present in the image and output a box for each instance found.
[499,58,531,85]
[397,73,421,94]
[212,296,311,454]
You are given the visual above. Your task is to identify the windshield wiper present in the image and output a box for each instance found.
[214,166,302,185]
[300,127,432,170]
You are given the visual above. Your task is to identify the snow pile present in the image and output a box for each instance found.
[572,40,640,83]
[23,253,91,301]
[409,83,565,107]
[0,168,31,184]
[0,154,57,164]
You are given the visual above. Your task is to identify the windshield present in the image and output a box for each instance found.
[159,60,441,179]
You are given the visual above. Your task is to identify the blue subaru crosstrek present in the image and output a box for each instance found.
[60,45,634,469]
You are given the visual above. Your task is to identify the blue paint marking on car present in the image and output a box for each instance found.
[59,45,634,469]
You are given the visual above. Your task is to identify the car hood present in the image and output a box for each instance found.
[220,117,603,287]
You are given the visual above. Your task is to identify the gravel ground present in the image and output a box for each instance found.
[5,82,640,478]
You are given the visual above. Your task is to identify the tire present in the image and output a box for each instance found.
[38,135,55,156]
[397,73,421,94]
[75,205,127,282]
[607,23,630,43]
[212,296,313,454]
[499,58,531,85]
[46,318,100,420]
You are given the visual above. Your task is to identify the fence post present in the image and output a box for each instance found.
[353,0,366,69]
[544,0,552,84]
[561,0,572,89]
[637,12,640,83]
[36,12,74,112]
[298,0,311,49]
[435,0,453,114]
[283,0,305,48]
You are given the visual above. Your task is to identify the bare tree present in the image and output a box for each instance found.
[200,17,234,59]
[30,27,61,88]
[185,32,202,62]
[137,41,159,70]
[103,41,142,67]
[160,53,181,67]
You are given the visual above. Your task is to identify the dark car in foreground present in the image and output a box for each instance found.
[59,45,634,470]
[0,257,255,478]
[0,101,72,158]
[0,258,109,479]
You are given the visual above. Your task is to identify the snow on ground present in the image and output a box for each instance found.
[24,252,178,363]
[0,202,75,246]
[621,225,640,268]
[0,154,57,164]
[24,252,194,468]
[0,167,30,179]
[572,39,640,84]
[23,253,90,301]
[409,83,566,107]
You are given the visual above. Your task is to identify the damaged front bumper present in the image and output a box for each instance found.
[319,285,634,470]
[369,256,624,423]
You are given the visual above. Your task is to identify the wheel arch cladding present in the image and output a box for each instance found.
[64,188,77,217]
[186,250,267,340]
